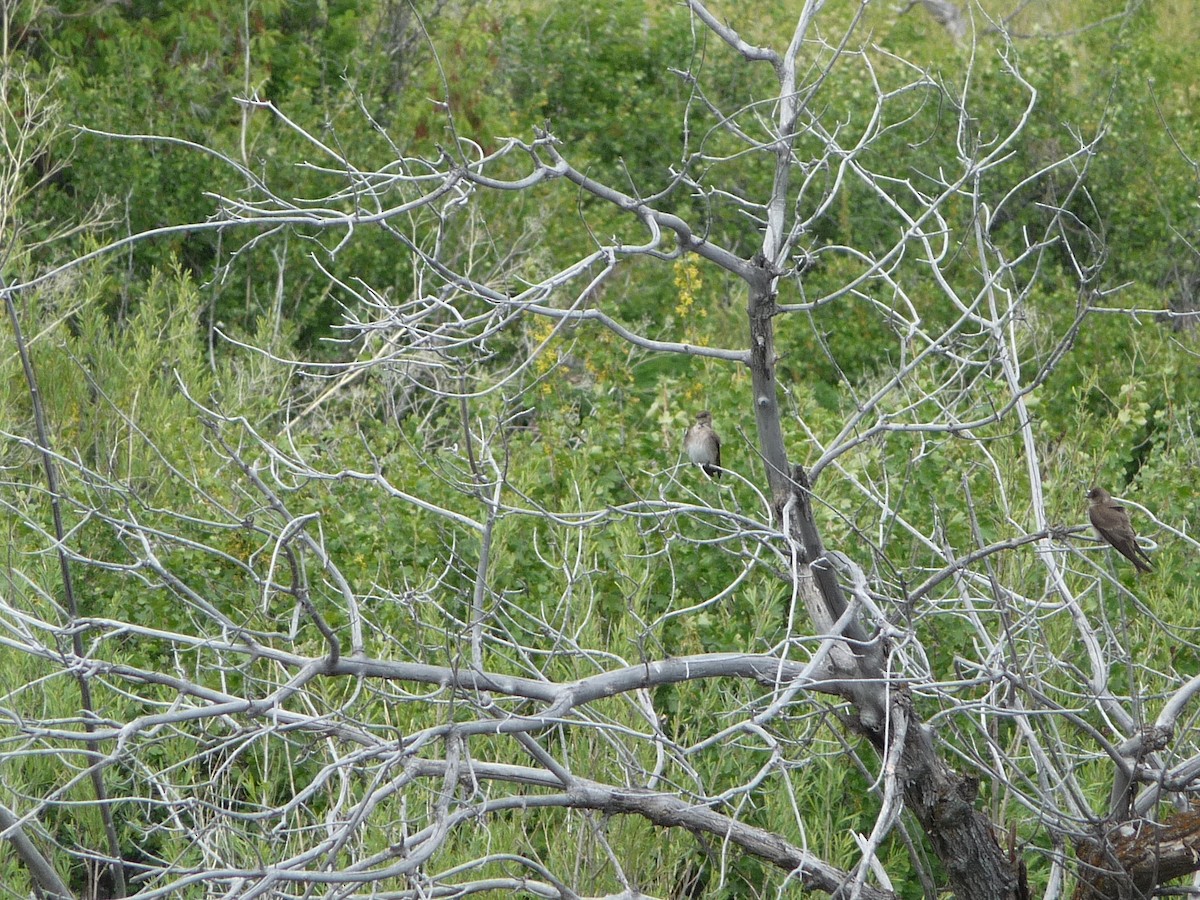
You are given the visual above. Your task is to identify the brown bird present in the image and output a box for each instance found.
[1087,486,1153,573]
[684,411,721,479]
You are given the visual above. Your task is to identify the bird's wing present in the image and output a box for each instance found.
[1090,499,1153,572]
[1113,534,1153,572]
[1094,522,1130,548]
[713,432,721,470]
[1097,523,1153,572]
[1105,499,1129,517]
[1111,504,1154,570]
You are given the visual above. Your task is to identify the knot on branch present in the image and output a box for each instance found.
[749,251,783,278]
[1048,522,1088,543]
[924,776,978,828]
[1131,723,1172,755]
[746,252,783,302]
[531,122,560,144]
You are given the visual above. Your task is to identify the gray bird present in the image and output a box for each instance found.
[684,411,721,479]
[1087,486,1153,573]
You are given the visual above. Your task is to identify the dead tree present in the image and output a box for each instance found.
[4,3,1200,899]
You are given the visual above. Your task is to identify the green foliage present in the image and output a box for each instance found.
[1078,20,1200,292]
[5,0,1200,896]
[21,0,445,344]
[502,0,696,188]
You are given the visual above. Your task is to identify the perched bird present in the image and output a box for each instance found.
[1087,486,1153,573]
[684,411,722,479]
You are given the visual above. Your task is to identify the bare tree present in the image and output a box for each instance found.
[3,2,1199,900]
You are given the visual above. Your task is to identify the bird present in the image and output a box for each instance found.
[1087,486,1153,573]
[684,411,721,479]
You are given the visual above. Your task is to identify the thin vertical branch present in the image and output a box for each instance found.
[2,275,126,897]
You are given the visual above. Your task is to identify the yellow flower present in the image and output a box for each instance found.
[673,259,703,317]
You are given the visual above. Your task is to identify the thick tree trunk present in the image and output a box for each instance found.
[896,721,1028,899]
[746,266,1025,899]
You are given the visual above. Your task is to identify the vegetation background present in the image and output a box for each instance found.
[1,0,1198,897]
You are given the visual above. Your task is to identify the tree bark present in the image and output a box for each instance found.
[781,466,1027,900]
[896,718,1027,899]
[748,267,1025,896]
[1073,807,1200,899]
